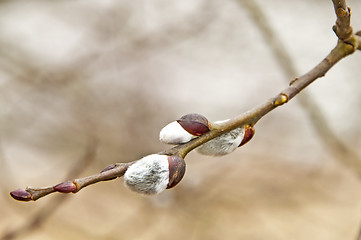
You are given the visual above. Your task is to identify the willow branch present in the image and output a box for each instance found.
[3,138,98,240]
[9,0,360,202]
[10,162,132,202]
[332,0,353,41]
[332,0,361,51]
[238,0,361,180]
[163,40,355,158]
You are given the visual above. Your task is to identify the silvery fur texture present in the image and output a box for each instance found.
[124,154,169,195]
[197,127,245,156]
[159,121,196,144]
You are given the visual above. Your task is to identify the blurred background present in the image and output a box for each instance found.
[1,0,361,239]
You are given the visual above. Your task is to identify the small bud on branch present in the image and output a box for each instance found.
[10,189,33,202]
[239,125,255,147]
[53,181,77,193]
[177,113,211,136]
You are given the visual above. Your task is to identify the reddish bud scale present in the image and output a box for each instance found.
[53,181,77,193]
[239,125,255,147]
[10,189,32,201]
[166,155,186,189]
[177,113,210,136]
[100,164,118,181]
[101,164,116,173]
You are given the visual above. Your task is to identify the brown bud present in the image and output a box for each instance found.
[100,164,118,181]
[10,189,32,201]
[177,113,210,136]
[101,164,116,173]
[53,181,77,193]
[239,125,255,147]
[166,155,186,189]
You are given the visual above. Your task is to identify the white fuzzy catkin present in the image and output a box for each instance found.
[124,154,170,195]
[197,126,245,156]
[159,121,196,144]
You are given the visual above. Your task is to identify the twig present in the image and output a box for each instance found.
[11,39,355,202]
[2,139,98,240]
[237,0,361,177]
[10,162,132,202]
[332,0,361,51]
[162,39,355,158]
[332,0,353,41]
[60,162,132,191]
[235,2,361,239]
[9,0,360,202]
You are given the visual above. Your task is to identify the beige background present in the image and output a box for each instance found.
[1,0,361,239]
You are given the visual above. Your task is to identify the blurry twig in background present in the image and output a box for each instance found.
[1,138,98,240]
[0,1,219,88]
[237,0,361,178]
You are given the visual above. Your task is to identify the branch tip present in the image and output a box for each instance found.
[10,189,33,202]
[332,2,353,42]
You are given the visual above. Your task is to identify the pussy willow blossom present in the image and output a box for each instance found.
[160,115,254,156]
[197,122,245,156]
[124,154,186,195]
[159,113,210,144]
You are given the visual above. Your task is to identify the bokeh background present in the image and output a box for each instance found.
[1,0,361,239]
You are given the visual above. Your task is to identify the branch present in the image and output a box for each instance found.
[11,39,355,202]
[10,162,132,202]
[238,0,361,179]
[162,40,355,158]
[9,0,359,202]
[332,0,361,51]
[332,0,353,41]
[3,138,98,240]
